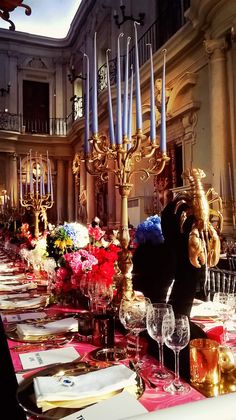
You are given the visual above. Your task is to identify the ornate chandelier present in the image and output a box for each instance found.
[0,0,31,31]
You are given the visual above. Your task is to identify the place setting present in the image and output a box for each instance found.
[6,315,78,344]
[16,358,144,419]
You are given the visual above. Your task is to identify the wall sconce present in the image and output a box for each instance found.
[113,1,145,29]
[0,83,11,97]
[68,66,86,83]
[0,1,31,31]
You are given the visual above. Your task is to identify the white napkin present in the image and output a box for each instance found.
[0,282,37,292]
[61,391,148,420]
[0,296,46,310]
[16,316,78,337]
[0,293,30,300]
[34,365,137,411]
[190,301,219,318]
[0,273,25,281]
[20,346,80,370]
[1,311,47,323]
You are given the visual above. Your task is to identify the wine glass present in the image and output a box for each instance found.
[119,296,150,366]
[213,292,235,343]
[146,302,174,380]
[92,281,114,314]
[162,313,191,394]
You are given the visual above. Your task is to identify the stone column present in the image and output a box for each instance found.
[67,160,74,222]
[205,39,231,228]
[56,159,65,224]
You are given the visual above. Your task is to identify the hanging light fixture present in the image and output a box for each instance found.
[0,0,31,31]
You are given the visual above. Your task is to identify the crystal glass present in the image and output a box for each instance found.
[162,313,190,394]
[213,292,235,343]
[146,302,174,380]
[119,296,150,366]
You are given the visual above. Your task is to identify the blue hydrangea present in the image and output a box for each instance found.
[135,215,164,245]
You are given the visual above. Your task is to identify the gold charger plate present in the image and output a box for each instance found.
[6,325,75,344]
[89,347,127,362]
[17,361,144,419]
[0,296,50,313]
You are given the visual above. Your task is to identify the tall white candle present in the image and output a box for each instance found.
[19,157,22,200]
[84,53,90,153]
[29,149,33,194]
[128,65,133,147]
[92,32,98,135]
[106,49,115,145]
[40,155,43,197]
[35,152,38,192]
[47,151,50,194]
[134,22,142,131]
[160,49,167,153]
[116,32,124,145]
[49,160,53,201]
[123,36,131,137]
[25,154,28,194]
[147,43,156,142]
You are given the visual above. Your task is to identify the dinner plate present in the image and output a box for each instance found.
[0,296,50,313]
[6,325,75,344]
[17,361,144,419]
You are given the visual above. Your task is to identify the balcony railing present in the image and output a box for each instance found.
[98,0,190,92]
[0,1,190,136]
[0,112,69,135]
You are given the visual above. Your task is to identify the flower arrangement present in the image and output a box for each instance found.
[53,249,98,303]
[46,222,89,260]
[87,244,120,286]
[134,214,164,246]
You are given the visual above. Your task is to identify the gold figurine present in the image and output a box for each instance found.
[174,168,223,268]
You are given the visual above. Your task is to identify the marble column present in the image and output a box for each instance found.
[205,39,231,228]
[56,159,65,224]
[67,160,74,222]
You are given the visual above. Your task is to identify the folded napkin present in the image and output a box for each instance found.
[0,293,30,300]
[34,365,137,411]
[0,296,46,310]
[0,282,37,292]
[0,273,25,281]
[190,301,220,318]
[206,325,223,343]
[16,316,78,337]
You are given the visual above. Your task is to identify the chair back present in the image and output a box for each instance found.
[204,268,236,300]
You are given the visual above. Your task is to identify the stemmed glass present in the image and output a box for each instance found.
[146,302,174,380]
[90,281,114,314]
[213,292,235,343]
[119,296,150,366]
[162,313,191,394]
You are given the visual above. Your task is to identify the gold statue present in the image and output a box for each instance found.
[174,168,223,268]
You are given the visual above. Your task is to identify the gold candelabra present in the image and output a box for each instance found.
[19,151,54,238]
[83,131,169,299]
[76,27,170,299]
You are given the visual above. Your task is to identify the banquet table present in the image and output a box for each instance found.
[0,303,207,420]
[0,248,235,420]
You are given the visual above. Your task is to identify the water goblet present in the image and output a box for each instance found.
[162,313,191,394]
[119,296,150,367]
[213,292,235,343]
[146,302,174,380]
